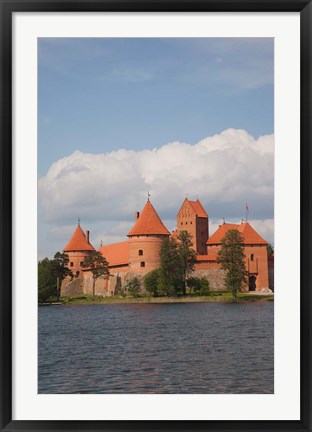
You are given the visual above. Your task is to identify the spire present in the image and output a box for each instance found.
[128,200,170,236]
[64,224,95,252]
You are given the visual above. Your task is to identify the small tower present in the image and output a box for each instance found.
[177,198,209,254]
[63,223,95,278]
[127,200,170,273]
[206,221,269,291]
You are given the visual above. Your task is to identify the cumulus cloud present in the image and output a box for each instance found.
[38,128,274,253]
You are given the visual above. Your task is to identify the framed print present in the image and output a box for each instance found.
[1,1,311,431]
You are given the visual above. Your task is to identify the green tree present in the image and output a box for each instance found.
[187,276,210,296]
[177,230,197,295]
[38,258,55,303]
[144,269,161,297]
[199,277,210,296]
[187,276,201,294]
[267,244,274,256]
[38,253,73,303]
[217,229,246,301]
[82,251,109,299]
[51,252,72,301]
[158,237,182,296]
[124,277,141,297]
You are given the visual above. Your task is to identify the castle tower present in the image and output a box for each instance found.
[207,221,269,291]
[177,198,209,254]
[127,199,170,273]
[63,223,95,278]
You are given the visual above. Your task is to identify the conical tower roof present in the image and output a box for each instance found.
[128,200,170,236]
[64,224,95,252]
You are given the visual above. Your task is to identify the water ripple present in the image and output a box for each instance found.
[38,302,273,394]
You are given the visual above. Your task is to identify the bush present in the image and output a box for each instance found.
[144,269,161,297]
[187,276,210,296]
[124,277,141,297]
[187,276,201,293]
[199,277,210,296]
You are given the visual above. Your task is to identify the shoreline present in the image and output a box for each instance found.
[39,293,274,306]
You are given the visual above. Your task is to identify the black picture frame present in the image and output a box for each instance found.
[1,1,311,431]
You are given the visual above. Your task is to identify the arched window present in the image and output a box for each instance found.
[140,262,145,268]
[138,250,143,256]
[70,262,74,267]
[251,254,254,261]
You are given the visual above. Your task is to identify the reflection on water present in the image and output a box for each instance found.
[38,302,273,394]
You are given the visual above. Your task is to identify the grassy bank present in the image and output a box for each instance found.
[55,292,274,305]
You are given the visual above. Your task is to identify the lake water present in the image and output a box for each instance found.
[38,301,273,394]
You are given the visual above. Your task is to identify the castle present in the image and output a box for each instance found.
[61,198,273,296]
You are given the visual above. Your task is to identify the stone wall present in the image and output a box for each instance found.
[61,277,84,296]
[111,268,226,293]
[61,266,263,297]
[192,268,226,291]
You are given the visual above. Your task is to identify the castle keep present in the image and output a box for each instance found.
[61,198,272,296]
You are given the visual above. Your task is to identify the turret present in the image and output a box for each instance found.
[177,198,209,254]
[63,223,95,278]
[127,199,170,273]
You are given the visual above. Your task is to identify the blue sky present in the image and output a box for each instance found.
[38,38,273,177]
[38,38,274,258]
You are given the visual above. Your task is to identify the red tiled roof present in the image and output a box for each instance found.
[189,199,208,218]
[207,222,268,245]
[128,200,170,236]
[64,224,95,252]
[98,241,129,267]
[196,253,218,261]
[239,222,268,245]
[178,198,208,218]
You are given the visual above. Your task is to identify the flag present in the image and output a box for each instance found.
[246,203,249,212]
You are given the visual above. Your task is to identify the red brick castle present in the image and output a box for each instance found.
[61,198,272,296]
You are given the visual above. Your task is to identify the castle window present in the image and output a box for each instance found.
[70,262,74,267]
[251,254,254,261]
[140,262,145,268]
[80,261,83,266]
[76,271,80,276]
[138,250,143,256]
[190,221,192,224]
[185,222,188,225]
[181,222,183,225]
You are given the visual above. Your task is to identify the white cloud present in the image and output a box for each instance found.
[38,128,274,255]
